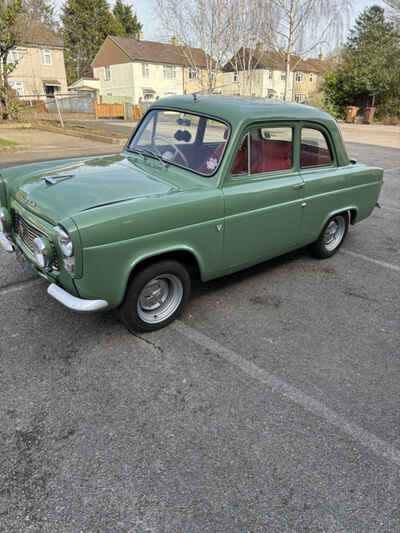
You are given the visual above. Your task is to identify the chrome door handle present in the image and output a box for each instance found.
[293,182,305,190]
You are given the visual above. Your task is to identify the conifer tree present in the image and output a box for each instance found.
[62,0,125,82]
[113,0,142,37]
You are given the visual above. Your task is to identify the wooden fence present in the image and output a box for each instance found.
[95,102,126,120]
[94,102,143,120]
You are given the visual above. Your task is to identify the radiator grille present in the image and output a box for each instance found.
[13,212,59,270]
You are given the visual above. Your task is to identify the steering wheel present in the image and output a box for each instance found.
[154,135,189,167]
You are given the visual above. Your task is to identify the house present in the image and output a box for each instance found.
[91,35,211,104]
[8,20,68,99]
[221,48,332,102]
[292,55,334,103]
[221,48,294,101]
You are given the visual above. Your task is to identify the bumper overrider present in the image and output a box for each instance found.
[0,208,108,313]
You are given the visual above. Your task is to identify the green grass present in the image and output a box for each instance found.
[0,138,16,147]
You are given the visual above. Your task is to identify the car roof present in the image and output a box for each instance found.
[151,95,335,128]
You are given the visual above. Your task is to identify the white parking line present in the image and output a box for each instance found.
[385,167,400,173]
[173,320,400,468]
[342,250,400,273]
[0,278,43,297]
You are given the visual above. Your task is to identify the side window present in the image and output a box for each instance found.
[250,126,293,174]
[300,128,333,168]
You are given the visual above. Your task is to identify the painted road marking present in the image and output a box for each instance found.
[342,250,400,273]
[173,320,400,468]
[385,167,400,173]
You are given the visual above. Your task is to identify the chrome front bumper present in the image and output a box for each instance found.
[47,283,109,312]
[0,232,15,252]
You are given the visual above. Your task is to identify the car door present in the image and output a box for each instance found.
[222,123,305,270]
[298,124,347,244]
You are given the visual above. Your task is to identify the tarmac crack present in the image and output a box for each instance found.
[0,278,43,297]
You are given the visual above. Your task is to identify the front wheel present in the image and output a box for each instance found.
[120,260,191,333]
[309,213,349,259]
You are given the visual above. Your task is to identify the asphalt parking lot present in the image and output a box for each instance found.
[0,140,399,532]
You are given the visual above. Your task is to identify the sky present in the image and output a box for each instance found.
[54,0,388,42]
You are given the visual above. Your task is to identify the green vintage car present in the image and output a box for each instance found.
[0,96,383,332]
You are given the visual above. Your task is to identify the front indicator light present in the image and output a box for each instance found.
[32,237,53,269]
[54,225,73,257]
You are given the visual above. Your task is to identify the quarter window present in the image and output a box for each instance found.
[232,126,293,175]
[300,128,333,168]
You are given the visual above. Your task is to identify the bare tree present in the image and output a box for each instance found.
[384,0,400,26]
[225,0,278,96]
[269,0,352,100]
[156,0,233,93]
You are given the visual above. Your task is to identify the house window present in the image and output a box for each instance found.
[163,65,176,80]
[104,66,111,81]
[296,71,303,82]
[281,71,286,81]
[142,63,149,78]
[268,70,273,80]
[40,48,52,66]
[233,71,238,82]
[309,72,313,82]
[9,49,19,63]
[188,67,198,80]
[295,93,304,103]
[9,81,24,97]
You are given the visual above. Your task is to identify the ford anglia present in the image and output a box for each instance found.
[0,96,383,332]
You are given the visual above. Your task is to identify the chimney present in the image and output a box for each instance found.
[171,36,178,46]
[137,31,143,41]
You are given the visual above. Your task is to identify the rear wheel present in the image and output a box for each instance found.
[120,260,191,333]
[309,213,349,259]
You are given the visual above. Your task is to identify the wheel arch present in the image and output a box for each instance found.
[320,207,357,233]
[123,246,203,302]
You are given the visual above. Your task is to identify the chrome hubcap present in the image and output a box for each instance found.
[137,274,183,324]
[323,216,346,251]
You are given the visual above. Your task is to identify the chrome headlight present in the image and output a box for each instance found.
[54,225,73,257]
[0,207,10,234]
[54,225,75,273]
[32,237,53,268]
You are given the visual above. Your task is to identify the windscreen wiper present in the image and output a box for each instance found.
[128,147,168,167]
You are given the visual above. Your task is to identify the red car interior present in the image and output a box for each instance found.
[232,137,292,175]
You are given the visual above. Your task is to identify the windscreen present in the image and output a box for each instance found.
[128,109,230,176]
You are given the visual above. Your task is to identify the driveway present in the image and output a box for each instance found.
[0,140,399,532]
